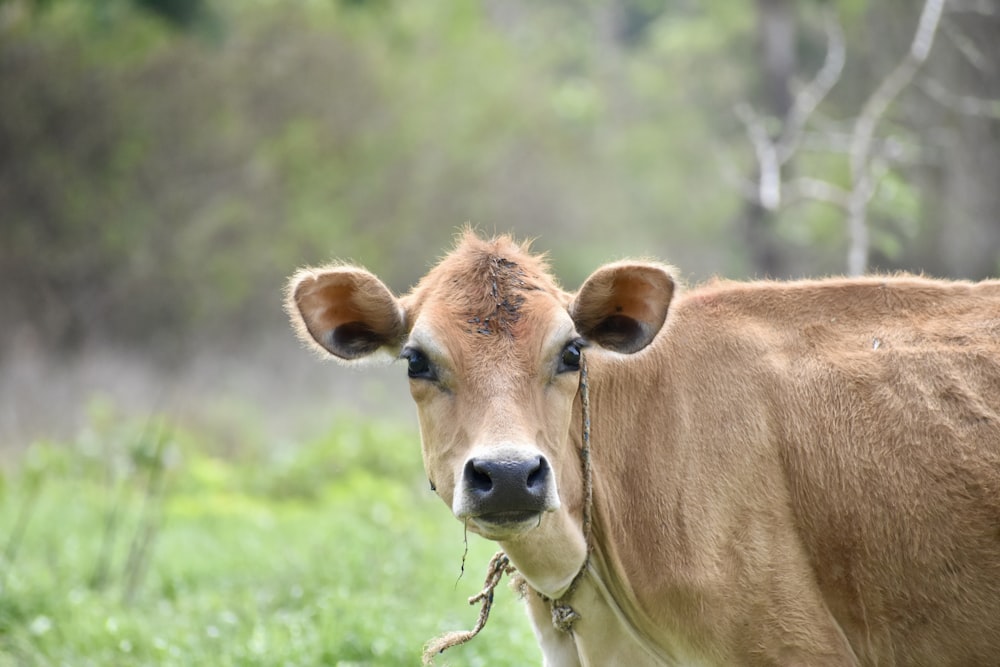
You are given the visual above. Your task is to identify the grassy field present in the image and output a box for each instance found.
[0,408,541,666]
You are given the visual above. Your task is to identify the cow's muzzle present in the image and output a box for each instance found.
[453,446,560,535]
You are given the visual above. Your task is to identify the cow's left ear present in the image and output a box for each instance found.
[569,261,676,354]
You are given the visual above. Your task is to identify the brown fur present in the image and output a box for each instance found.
[404,231,561,337]
[287,233,1000,666]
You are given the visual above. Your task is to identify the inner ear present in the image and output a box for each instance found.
[570,262,676,354]
[286,266,406,361]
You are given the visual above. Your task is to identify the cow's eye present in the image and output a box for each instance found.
[558,340,584,373]
[402,348,435,380]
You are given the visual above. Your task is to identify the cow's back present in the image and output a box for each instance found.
[677,276,1000,665]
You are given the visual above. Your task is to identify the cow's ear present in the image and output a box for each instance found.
[570,261,676,354]
[286,265,406,362]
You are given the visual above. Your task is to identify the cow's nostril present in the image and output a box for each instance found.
[466,458,494,493]
[526,456,548,490]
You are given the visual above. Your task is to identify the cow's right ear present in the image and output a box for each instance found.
[285,265,406,362]
[570,261,676,354]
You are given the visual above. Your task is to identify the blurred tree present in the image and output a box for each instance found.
[898,0,1000,278]
[132,0,206,28]
[731,0,1000,278]
[740,0,798,277]
[0,0,211,29]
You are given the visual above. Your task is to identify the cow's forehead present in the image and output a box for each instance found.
[401,233,572,370]
[403,233,567,334]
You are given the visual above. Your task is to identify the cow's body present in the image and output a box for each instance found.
[287,232,1000,666]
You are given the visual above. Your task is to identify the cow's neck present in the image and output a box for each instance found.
[583,351,687,653]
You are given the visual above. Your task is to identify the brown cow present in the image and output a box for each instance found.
[286,231,1000,666]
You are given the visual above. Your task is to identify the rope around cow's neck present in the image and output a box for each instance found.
[422,353,594,665]
[543,349,593,631]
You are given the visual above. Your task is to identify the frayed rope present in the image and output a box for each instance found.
[422,551,516,665]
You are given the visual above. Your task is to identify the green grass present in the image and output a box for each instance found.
[0,412,541,666]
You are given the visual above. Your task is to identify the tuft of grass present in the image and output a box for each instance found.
[0,411,541,666]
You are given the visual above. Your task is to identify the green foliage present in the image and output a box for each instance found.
[133,0,210,29]
[1,0,214,30]
[0,413,540,665]
[0,0,755,352]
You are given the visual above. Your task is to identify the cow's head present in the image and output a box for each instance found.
[286,233,675,595]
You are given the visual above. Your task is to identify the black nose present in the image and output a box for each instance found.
[463,455,551,514]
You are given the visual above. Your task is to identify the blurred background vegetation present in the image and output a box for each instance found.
[0,0,998,663]
[2,0,998,362]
